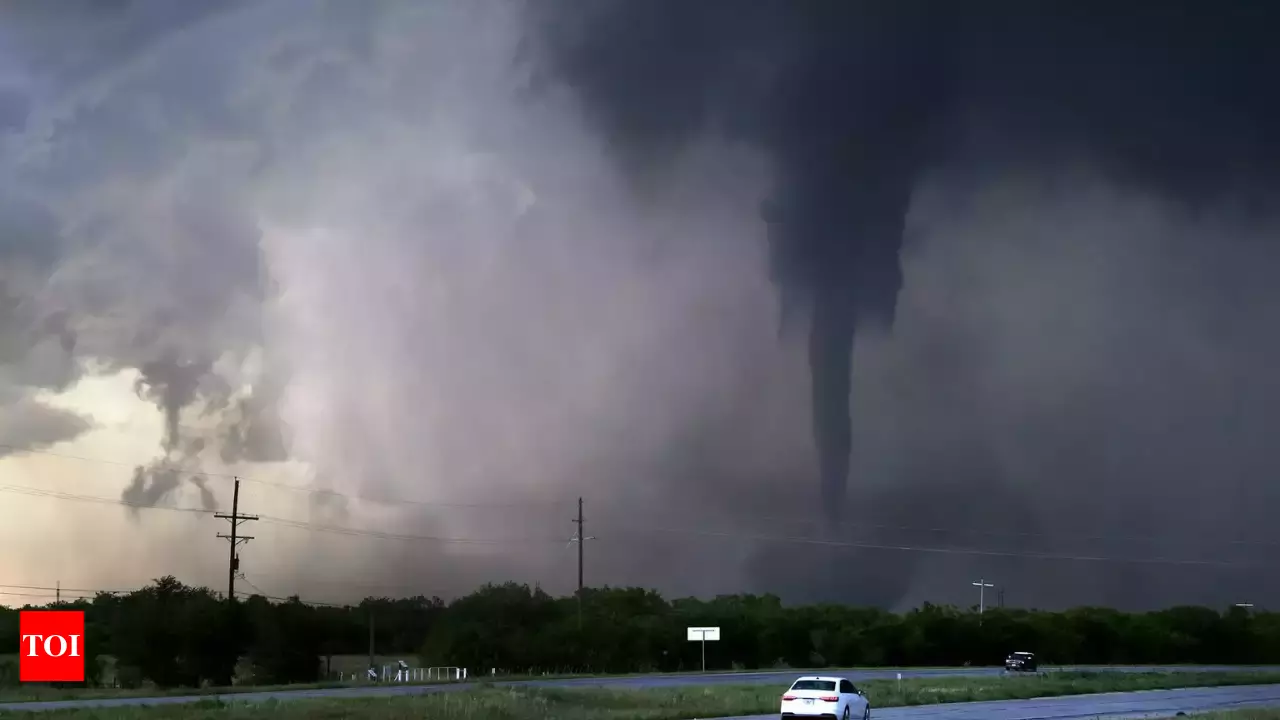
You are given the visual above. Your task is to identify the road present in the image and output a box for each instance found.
[717,684,1280,720]
[1,665,1278,712]
[531,665,1280,690]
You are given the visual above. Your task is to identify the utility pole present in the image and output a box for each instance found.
[972,579,995,616]
[569,497,596,629]
[998,588,1005,609]
[577,497,584,596]
[368,610,376,675]
[215,477,258,601]
[55,581,60,604]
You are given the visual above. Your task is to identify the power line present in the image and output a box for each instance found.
[0,581,347,609]
[0,590,96,602]
[0,443,568,510]
[11,442,1280,551]
[587,501,1280,549]
[0,483,210,514]
[0,584,128,595]
[2,480,1270,568]
[246,574,440,594]
[4,478,1276,569]
[257,515,548,545]
[0,483,560,546]
[14,469,1275,561]
[237,576,268,598]
[604,522,1271,569]
[0,577,354,609]
[238,578,352,608]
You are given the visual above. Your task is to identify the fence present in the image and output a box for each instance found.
[330,664,468,683]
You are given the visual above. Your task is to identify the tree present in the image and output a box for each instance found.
[7,576,1280,686]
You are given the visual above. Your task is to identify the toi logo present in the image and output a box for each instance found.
[19,610,85,682]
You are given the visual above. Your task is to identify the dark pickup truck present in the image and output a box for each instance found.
[1005,651,1038,672]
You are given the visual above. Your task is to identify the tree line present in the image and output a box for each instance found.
[2,577,1278,689]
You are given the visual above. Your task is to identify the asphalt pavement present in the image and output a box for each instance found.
[2,665,1279,712]
[715,683,1280,720]
[524,665,1280,690]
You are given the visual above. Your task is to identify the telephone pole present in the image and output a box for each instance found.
[972,578,995,617]
[569,497,595,628]
[368,610,376,674]
[215,477,258,601]
[576,497,585,595]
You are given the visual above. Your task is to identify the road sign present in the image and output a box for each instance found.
[686,626,721,641]
[687,627,720,671]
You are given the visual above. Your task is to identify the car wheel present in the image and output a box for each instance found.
[863,704,871,720]
[842,705,850,720]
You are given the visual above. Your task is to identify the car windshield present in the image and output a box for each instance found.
[791,680,837,691]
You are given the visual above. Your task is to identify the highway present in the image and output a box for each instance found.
[717,684,1280,720]
[1,665,1278,712]
[531,665,1280,690]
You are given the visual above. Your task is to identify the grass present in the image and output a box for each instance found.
[7,652,1274,704]
[0,654,883,703]
[0,670,1278,719]
[1167,707,1280,712]
[0,660,1016,704]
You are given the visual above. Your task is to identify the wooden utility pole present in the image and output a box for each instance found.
[215,477,258,601]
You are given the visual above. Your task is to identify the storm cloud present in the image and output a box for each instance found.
[0,393,94,457]
[0,0,1278,610]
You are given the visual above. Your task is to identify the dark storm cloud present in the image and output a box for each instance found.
[0,0,250,89]
[528,0,1280,608]
[0,88,29,132]
[0,0,272,512]
[0,394,94,456]
[121,464,182,510]
[135,354,213,452]
[121,463,216,513]
[5,0,1280,610]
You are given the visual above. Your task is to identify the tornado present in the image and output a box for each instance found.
[761,154,911,526]
[758,14,948,524]
[529,0,951,525]
[529,0,1280,606]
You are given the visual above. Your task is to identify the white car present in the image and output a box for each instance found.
[780,675,871,720]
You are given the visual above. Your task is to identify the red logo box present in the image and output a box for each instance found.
[19,610,85,682]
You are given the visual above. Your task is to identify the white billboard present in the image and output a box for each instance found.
[686,626,721,641]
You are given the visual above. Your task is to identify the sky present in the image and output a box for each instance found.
[1,0,1279,612]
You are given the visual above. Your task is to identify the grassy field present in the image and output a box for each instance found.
[1,654,423,689]
[1172,713,1280,720]
[1,671,1279,719]
[0,654,462,703]
[3,652,890,700]
[9,651,1278,703]
[0,658,1004,703]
